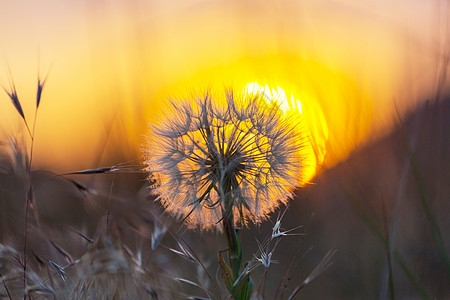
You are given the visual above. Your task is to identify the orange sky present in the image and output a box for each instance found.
[0,0,448,179]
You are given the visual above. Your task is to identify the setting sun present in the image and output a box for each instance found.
[243,82,328,184]
[0,0,437,178]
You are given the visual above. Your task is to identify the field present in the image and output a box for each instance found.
[0,1,449,299]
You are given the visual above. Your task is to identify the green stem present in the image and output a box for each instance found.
[223,204,242,280]
[220,178,253,300]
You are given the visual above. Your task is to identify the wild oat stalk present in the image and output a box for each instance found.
[2,69,48,299]
[144,87,303,299]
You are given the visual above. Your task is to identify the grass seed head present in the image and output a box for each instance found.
[71,234,162,299]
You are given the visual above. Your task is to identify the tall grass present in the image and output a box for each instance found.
[2,68,48,299]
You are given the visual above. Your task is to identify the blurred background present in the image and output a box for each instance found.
[0,0,449,299]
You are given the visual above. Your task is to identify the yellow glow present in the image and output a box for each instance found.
[150,56,372,183]
[243,82,328,185]
[0,0,442,181]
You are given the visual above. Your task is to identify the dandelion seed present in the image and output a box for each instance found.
[144,88,303,230]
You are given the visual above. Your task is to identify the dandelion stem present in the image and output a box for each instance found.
[223,207,242,280]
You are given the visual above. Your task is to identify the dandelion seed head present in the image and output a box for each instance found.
[144,88,303,230]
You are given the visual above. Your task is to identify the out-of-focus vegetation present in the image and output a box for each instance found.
[0,89,448,298]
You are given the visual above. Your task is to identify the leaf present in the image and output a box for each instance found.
[218,252,234,291]
[239,276,253,300]
[62,166,119,175]
[233,271,253,300]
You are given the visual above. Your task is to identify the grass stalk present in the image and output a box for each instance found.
[397,107,450,278]
[22,87,42,300]
[105,174,116,234]
[345,190,431,300]
[287,249,336,300]
[0,271,13,300]
[258,267,268,299]
[380,196,395,300]
[2,71,46,299]
[170,232,221,299]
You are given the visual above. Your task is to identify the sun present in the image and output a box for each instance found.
[243,82,328,185]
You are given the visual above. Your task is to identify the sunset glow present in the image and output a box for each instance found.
[0,0,446,182]
[244,82,328,184]
[0,2,448,298]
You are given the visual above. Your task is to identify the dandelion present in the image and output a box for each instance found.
[144,87,303,299]
[144,88,303,230]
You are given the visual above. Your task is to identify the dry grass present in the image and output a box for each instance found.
[71,233,161,299]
